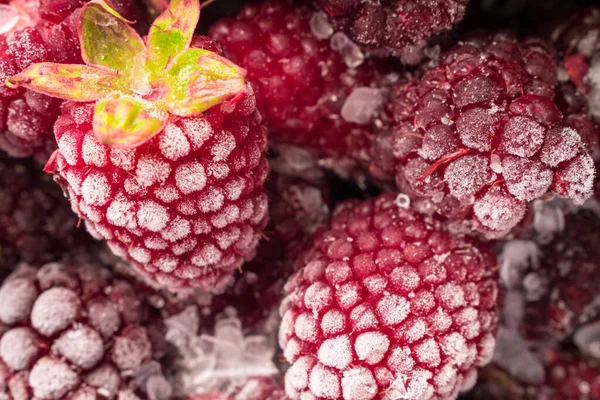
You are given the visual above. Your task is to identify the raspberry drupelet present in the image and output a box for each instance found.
[369,32,596,238]
[314,0,469,64]
[279,193,500,400]
[0,262,172,400]
[0,152,96,271]
[0,0,136,159]
[209,0,389,164]
[6,0,270,290]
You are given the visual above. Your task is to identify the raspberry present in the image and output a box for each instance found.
[369,32,596,238]
[0,263,172,400]
[0,152,98,271]
[315,0,469,64]
[48,94,268,290]
[8,2,270,290]
[209,0,388,163]
[279,194,500,400]
[0,0,136,159]
[516,211,600,340]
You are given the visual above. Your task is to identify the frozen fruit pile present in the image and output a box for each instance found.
[1,0,600,399]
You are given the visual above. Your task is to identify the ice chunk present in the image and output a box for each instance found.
[492,328,544,384]
[310,11,333,39]
[330,32,364,68]
[573,320,600,358]
[341,87,384,125]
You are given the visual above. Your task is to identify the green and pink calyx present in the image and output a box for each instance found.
[5,0,247,147]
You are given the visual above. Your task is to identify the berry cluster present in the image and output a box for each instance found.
[0,1,599,400]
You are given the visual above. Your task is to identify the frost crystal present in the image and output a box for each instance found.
[310,11,333,39]
[341,87,384,125]
[330,32,364,68]
[165,307,278,396]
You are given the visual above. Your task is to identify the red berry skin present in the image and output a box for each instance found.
[279,194,499,400]
[369,32,595,239]
[209,0,388,162]
[317,0,469,64]
[0,0,137,160]
[0,263,171,400]
[47,86,270,291]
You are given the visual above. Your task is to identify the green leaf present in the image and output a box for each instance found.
[157,49,247,117]
[5,63,124,101]
[93,95,168,148]
[146,0,200,80]
[79,0,147,82]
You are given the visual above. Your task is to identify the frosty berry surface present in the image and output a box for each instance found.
[0,0,599,400]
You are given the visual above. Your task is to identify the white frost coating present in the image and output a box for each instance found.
[532,200,565,239]
[354,332,390,365]
[208,162,230,179]
[182,118,213,150]
[191,244,222,267]
[295,313,319,343]
[414,338,441,367]
[211,131,236,161]
[376,294,410,327]
[440,333,468,366]
[0,277,38,324]
[175,162,207,194]
[384,369,434,400]
[137,201,169,232]
[310,11,333,39]
[29,357,81,399]
[161,217,191,242]
[82,134,108,167]
[110,147,136,171]
[159,124,190,161]
[435,283,465,310]
[211,204,241,228]
[54,326,104,369]
[309,363,341,399]
[330,32,365,68]
[0,327,39,371]
[341,87,384,125]
[87,298,121,339]
[490,154,502,173]
[129,247,151,264]
[107,194,137,228]
[154,185,180,203]
[492,328,544,384]
[58,130,80,166]
[574,320,600,359]
[318,335,353,369]
[198,187,225,213]
[341,367,378,400]
[31,287,81,337]
[81,172,111,206]
[136,155,171,187]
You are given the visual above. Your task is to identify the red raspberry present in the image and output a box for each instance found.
[0,262,172,400]
[315,0,469,64]
[516,211,600,340]
[0,0,136,159]
[0,152,98,271]
[369,32,595,238]
[8,3,270,290]
[209,0,389,163]
[279,194,500,400]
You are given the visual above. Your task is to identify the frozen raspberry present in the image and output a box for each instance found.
[279,193,500,400]
[315,0,468,64]
[0,153,97,271]
[0,0,136,159]
[516,211,600,340]
[209,0,389,163]
[370,32,595,238]
[7,1,269,290]
[521,351,600,400]
[209,165,331,328]
[0,263,172,400]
